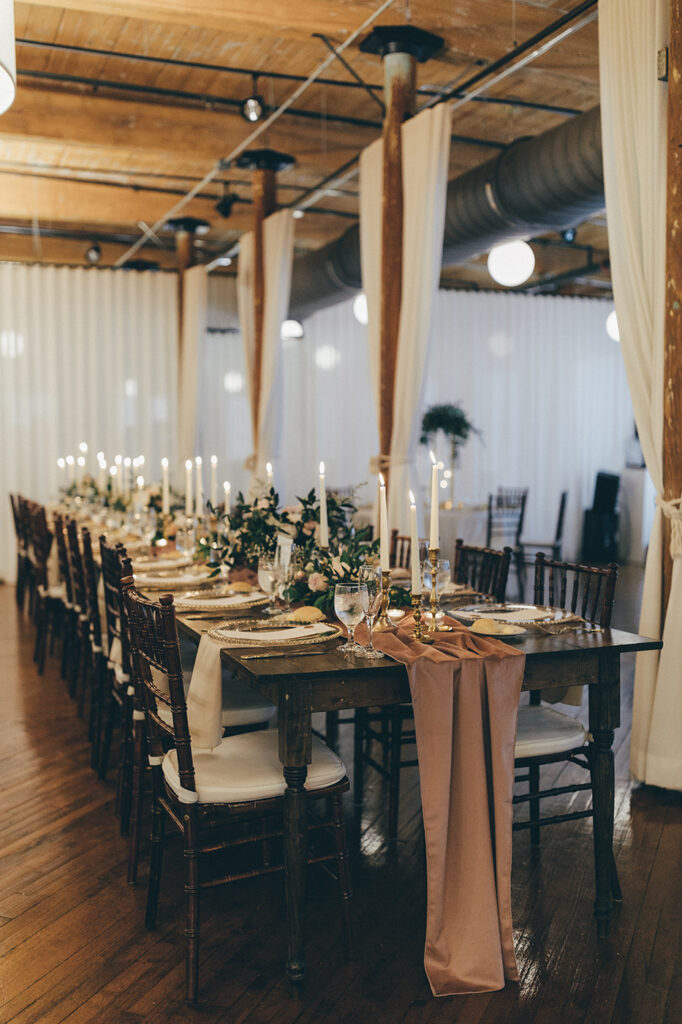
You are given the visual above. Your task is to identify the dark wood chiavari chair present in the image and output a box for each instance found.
[30,502,64,675]
[9,494,29,610]
[65,518,90,716]
[513,553,621,900]
[123,580,353,1003]
[518,490,568,565]
[81,527,107,770]
[388,528,428,570]
[453,538,512,603]
[53,511,79,685]
[18,495,38,614]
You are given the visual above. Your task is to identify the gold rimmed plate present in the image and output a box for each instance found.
[206,621,342,647]
[174,593,270,613]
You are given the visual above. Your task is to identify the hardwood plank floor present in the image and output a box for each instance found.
[0,574,680,1024]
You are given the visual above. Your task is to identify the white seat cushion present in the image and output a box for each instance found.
[157,670,276,729]
[515,705,587,759]
[162,729,346,804]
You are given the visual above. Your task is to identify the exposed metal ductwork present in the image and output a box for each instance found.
[289,105,604,319]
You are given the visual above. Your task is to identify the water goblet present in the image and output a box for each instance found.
[355,565,384,659]
[334,582,366,655]
[175,520,195,560]
[258,557,282,616]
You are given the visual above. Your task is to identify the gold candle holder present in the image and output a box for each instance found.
[375,569,393,630]
[411,593,432,643]
[427,546,440,634]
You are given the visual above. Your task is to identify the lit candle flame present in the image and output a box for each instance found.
[195,456,202,467]
[161,457,168,468]
[409,490,416,505]
[319,461,325,475]
[211,454,217,466]
[429,450,437,465]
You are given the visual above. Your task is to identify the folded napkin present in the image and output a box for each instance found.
[213,623,332,645]
[185,635,225,749]
[373,616,525,996]
[134,568,212,589]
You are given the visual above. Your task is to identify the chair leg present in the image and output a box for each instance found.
[33,600,48,674]
[98,682,116,780]
[515,550,526,602]
[60,611,72,680]
[611,849,623,902]
[145,791,165,930]
[529,763,541,846]
[89,656,105,770]
[353,708,367,806]
[325,710,339,752]
[388,707,403,841]
[381,708,391,769]
[331,793,354,959]
[118,695,134,834]
[184,828,200,1003]
[127,714,146,884]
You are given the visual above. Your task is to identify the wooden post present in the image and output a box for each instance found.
[662,0,682,619]
[379,51,415,483]
[176,228,194,362]
[251,167,277,444]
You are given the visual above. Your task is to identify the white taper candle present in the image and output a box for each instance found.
[379,473,389,572]
[429,450,439,549]
[409,491,421,594]
[319,461,329,548]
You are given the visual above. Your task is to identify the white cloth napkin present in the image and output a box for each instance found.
[134,569,212,588]
[216,623,332,644]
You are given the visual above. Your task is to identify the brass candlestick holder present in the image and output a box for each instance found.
[427,545,440,634]
[375,569,393,630]
[411,592,432,643]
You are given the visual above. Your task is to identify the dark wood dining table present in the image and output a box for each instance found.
[177,614,661,983]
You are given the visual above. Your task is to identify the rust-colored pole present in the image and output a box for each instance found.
[379,51,416,488]
[662,0,682,622]
[176,228,194,363]
[251,167,277,444]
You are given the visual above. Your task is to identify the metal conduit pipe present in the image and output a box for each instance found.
[289,105,604,319]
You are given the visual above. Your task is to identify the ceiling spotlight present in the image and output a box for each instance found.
[281,319,304,340]
[352,292,368,325]
[292,209,305,220]
[487,240,535,287]
[606,309,620,342]
[561,227,577,244]
[85,242,102,265]
[241,75,265,123]
[215,193,239,219]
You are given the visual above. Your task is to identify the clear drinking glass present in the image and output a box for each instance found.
[424,557,451,627]
[258,557,282,615]
[175,520,195,560]
[356,565,384,659]
[334,582,366,654]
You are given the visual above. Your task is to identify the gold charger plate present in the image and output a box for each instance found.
[206,622,342,647]
[174,594,270,613]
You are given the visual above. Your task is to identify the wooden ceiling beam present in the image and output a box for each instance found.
[0,231,178,268]
[0,83,375,168]
[21,1,374,41]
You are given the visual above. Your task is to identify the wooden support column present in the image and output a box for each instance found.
[379,51,415,480]
[235,148,295,452]
[359,26,443,488]
[176,228,194,360]
[251,167,277,442]
[662,0,682,619]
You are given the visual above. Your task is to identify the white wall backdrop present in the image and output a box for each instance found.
[0,263,178,582]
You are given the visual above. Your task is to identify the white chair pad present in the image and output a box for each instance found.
[515,705,587,759]
[162,730,346,804]
[157,671,276,728]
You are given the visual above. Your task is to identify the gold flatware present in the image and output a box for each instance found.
[240,648,337,660]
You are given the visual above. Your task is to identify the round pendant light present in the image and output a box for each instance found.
[606,309,620,342]
[0,0,16,115]
[352,292,368,325]
[487,239,535,288]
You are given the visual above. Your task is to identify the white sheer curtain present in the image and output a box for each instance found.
[277,291,633,555]
[600,0,681,790]
[359,105,452,532]
[0,263,178,582]
[177,264,208,465]
[237,209,294,493]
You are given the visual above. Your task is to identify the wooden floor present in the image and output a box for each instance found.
[0,572,680,1024]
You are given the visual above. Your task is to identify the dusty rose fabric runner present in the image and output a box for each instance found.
[372,614,525,996]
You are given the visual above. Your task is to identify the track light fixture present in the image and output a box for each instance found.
[241,75,265,123]
[85,241,102,265]
[215,191,240,219]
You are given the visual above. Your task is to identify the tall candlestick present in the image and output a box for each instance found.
[97,458,107,493]
[66,455,75,483]
[266,461,274,488]
[137,475,144,491]
[223,480,231,511]
[57,457,65,481]
[210,455,218,509]
[123,457,132,494]
[409,490,421,594]
[185,460,193,517]
[379,473,389,572]
[79,441,88,474]
[161,458,169,514]
[194,457,203,517]
[429,450,439,549]
[110,465,118,498]
[319,461,329,548]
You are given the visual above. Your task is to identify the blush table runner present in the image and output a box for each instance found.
[373,615,525,996]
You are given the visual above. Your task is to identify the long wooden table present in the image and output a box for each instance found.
[177,616,661,982]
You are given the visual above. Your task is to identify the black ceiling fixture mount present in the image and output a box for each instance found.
[240,74,266,123]
[359,25,444,62]
[214,190,241,219]
[165,216,211,235]
[84,241,102,264]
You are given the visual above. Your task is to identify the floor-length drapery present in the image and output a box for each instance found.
[360,105,452,532]
[0,264,178,582]
[600,0,682,789]
[237,209,294,493]
[178,264,208,467]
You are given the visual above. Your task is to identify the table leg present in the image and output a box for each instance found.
[589,652,620,932]
[279,680,312,982]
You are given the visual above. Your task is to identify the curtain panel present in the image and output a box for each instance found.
[0,263,178,582]
[600,0,682,789]
[360,104,452,533]
[237,209,294,493]
[177,264,208,465]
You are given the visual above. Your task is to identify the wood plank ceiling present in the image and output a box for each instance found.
[0,0,610,296]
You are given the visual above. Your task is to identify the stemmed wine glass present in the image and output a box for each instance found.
[258,557,283,616]
[424,557,450,628]
[334,582,366,655]
[175,520,195,560]
[356,565,384,659]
